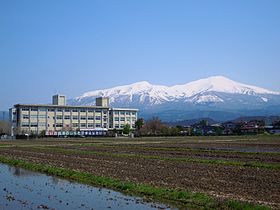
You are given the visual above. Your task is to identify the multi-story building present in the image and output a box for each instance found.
[110,108,138,130]
[10,95,138,137]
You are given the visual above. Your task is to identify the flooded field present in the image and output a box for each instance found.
[0,164,173,210]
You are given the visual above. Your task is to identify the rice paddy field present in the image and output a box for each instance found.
[0,135,279,209]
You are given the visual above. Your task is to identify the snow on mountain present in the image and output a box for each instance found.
[171,76,279,96]
[68,76,280,121]
[71,76,279,106]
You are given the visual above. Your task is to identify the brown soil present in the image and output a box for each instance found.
[0,136,280,208]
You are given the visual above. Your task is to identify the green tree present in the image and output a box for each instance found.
[170,127,180,136]
[39,130,46,138]
[214,127,223,135]
[135,118,144,130]
[123,124,131,135]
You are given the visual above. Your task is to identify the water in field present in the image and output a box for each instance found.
[0,164,175,210]
[215,147,280,153]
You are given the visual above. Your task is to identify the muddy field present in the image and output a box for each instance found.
[0,135,280,209]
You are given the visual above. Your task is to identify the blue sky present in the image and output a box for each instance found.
[1,0,280,110]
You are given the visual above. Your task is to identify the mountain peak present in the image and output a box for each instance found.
[175,75,279,95]
[69,76,280,121]
[205,75,234,82]
[133,81,151,86]
[71,76,279,107]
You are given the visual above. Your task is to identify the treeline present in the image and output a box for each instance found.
[133,118,280,136]
[135,118,188,136]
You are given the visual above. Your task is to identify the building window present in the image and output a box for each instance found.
[65,109,70,112]
[30,115,37,118]
[103,118,107,122]
[88,123,94,127]
[22,122,29,127]
[95,116,101,120]
[38,115,45,118]
[80,109,86,112]
[81,123,86,127]
[120,111,125,115]
[38,108,46,112]
[22,108,29,111]
[64,116,70,120]
[72,116,78,120]
[126,112,130,115]
[95,109,101,113]
[114,117,119,121]
[30,123,38,127]
[72,109,78,112]
[88,109,94,113]
[55,123,63,127]
[81,116,86,120]
[103,123,107,128]
[56,115,63,119]
[103,110,107,114]
[96,124,101,127]
[115,124,119,128]
[23,115,29,119]
[31,108,38,111]
[73,123,79,127]
[88,116,94,120]
[48,108,55,112]
[114,111,119,115]
[120,117,125,121]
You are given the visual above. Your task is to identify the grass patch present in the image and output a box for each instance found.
[0,156,270,210]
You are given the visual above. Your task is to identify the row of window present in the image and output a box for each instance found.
[22,108,107,114]
[114,117,136,122]
[23,115,107,121]
[114,111,136,116]
[23,115,47,119]
[22,123,107,128]
[114,124,136,128]
[54,116,106,121]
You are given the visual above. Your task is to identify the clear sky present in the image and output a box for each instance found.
[1,0,280,110]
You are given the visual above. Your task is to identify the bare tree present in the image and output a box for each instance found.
[0,121,11,135]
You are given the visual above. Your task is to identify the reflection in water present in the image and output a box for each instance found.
[8,166,37,177]
[0,164,175,210]
[51,176,60,185]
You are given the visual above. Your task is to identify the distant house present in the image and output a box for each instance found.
[265,123,280,134]
[221,121,236,135]
[192,124,222,136]
[239,120,265,134]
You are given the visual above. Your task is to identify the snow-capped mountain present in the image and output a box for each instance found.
[69,76,280,121]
